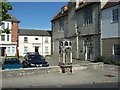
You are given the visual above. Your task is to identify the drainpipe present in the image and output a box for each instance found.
[75,21,79,59]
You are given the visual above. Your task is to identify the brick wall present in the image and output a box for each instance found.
[11,22,19,56]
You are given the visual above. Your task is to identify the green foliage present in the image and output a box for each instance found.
[93,56,120,66]
[93,56,106,62]
[2,28,10,34]
[0,2,12,34]
[0,2,12,21]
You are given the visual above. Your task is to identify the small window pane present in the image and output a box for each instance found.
[12,47,15,53]
[24,47,28,54]
[114,45,120,55]
[112,9,119,22]
[7,23,9,28]
[35,38,38,40]
[24,37,28,42]
[45,47,48,53]
[7,34,9,41]
[7,47,11,53]
[45,38,48,43]
[65,41,68,46]
[1,35,5,41]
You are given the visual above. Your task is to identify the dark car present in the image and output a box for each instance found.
[22,52,49,68]
[2,58,23,70]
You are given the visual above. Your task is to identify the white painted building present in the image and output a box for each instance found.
[19,29,52,56]
[0,15,20,56]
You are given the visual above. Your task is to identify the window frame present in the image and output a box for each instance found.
[1,35,5,41]
[24,47,28,54]
[12,47,15,53]
[7,47,11,53]
[59,18,64,31]
[83,7,93,25]
[7,34,9,41]
[113,44,120,56]
[45,46,49,53]
[24,37,28,43]
[112,8,119,23]
[45,38,49,43]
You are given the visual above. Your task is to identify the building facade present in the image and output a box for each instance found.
[19,29,52,56]
[101,2,120,60]
[51,2,101,61]
[0,14,20,56]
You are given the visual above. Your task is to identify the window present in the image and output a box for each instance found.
[7,23,9,28]
[112,9,119,22]
[1,23,5,29]
[35,38,38,40]
[84,7,93,25]
[24,37,28,42]
[65,41,68,46]
[24,47,28,54]
[59,18,64,31]
[7,47,11,53]
[45,47,48,53]
[45,38,48,43]
[1,35,5,41]
[113,44,120,55]
[7,34,9,41]
[12,47,15,53]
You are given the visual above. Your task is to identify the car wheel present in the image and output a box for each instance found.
[22,61,29,68]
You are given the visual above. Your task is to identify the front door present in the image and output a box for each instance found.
[1,47,6,56]
[84,36,93,61]
[35,47,39,52]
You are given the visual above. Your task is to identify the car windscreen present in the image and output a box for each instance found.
[28,55,45,60]
[4,58,21,64]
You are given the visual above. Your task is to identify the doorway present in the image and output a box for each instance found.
[1,47,6,56]
[35,47,39,53]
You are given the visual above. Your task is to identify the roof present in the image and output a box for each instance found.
[6,13,20,22]
[102,1,120,10]
[19,29,52,36]
[51,5,68,22]
[76,2,100,11]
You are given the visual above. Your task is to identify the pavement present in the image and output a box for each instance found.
[45,56,90,66]
[2,64,119,88]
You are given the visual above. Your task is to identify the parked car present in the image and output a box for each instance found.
[22,52,49,68]
[2,58,23,70]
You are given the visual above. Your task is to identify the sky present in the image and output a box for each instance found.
[9,2,67,30]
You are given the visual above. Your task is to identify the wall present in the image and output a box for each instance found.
[101,5,119,38]
[76,3,101,60]
[101,4,120,59]
[19,35,51,56]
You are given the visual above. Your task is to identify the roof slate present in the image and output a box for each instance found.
[19,29,52,37]
[6,13,20,22]
[102,2,120,9]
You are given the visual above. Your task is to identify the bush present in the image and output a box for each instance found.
[93,56,106,63]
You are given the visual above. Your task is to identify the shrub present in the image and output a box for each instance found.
[93,56,106,62]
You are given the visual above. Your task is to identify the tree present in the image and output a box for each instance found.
[0,2,12,34]
[0,2,12,21]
